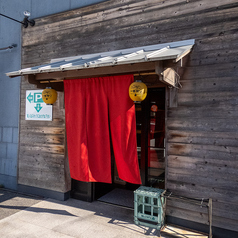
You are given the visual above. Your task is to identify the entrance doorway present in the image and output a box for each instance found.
[137,87,166,188]
[71,87,166,205]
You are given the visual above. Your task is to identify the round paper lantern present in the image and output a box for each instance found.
[42,87,57,105]
[129,81,147,101]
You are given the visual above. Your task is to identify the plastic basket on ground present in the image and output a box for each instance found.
[134,186,166,230]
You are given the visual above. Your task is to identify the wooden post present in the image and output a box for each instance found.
[208,198,213,238]
[168,87,178,108]
[155,61,163,79]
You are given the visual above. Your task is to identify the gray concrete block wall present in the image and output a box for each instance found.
[0,0,109,190]
[0,126,18,189]
[0,143,7,158]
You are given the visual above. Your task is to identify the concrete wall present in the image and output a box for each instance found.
[0,0,108,190]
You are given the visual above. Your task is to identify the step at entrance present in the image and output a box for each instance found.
[97,188,134,208]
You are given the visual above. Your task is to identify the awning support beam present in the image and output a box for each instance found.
[35,61,158,81]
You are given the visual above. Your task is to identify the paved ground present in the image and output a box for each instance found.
[0,189,42,220]
[0,189,207,238]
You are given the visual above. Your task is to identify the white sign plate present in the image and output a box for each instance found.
[25,90,53,121]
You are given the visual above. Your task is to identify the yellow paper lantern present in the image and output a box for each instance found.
[129,81,147,101]
[42,87,57,105]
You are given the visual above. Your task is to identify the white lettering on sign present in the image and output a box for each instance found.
[25,90,53,121]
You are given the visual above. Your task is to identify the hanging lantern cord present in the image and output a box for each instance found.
[46,80,53,89]
[136,72,143,82]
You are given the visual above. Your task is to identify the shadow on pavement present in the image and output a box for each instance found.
[0,204,77,217]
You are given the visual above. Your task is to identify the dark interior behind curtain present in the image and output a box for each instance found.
[64,75,141,184]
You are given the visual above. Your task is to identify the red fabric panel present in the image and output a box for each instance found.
[64,79,90,181]
[108,75,141,184]
[64,78,111,183]
[85,78,111,183]
[64,75,141,184]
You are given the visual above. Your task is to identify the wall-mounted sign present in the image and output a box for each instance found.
[25,90,52,121]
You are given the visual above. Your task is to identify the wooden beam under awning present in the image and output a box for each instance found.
[34,61,159,81]
[39,71,157,84]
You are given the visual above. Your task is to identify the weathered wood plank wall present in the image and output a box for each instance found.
[20,0,238,232]
[19,80,70,192]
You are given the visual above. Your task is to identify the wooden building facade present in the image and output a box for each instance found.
[9,0,238,237]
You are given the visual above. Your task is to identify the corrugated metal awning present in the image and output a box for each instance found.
[6,39,194,78]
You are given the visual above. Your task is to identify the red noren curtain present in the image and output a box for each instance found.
[64,75,141,184]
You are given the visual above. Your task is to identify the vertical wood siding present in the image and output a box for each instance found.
[20,0,238,231]
[19,78,69,193]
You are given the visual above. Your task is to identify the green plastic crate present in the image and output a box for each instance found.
[134,186,166,230]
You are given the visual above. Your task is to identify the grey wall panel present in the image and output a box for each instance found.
[70,0,110,9]
[31,0,71,18]
[0,0,26,127]
[0,174,17,190]
[31,0,110,19]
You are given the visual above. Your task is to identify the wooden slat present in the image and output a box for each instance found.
[20,143,64,154]
[179,77,238,93]
[166,182,238,205]
[20,126,65,135]
[18,153,65,165]
[177,91,238,105]
[168,106,238,118]
[167,117,238,132]
[19,133,64,145]
[167,172,238,191]
[168,130,238,147]
[167,142,238,160]
[166,199,238,222]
